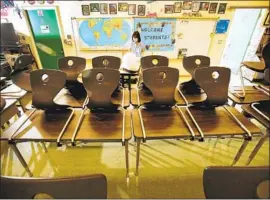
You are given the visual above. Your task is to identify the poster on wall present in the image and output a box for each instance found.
[77,18,132,50]
[134,18,176,51]
[215,19,230,34]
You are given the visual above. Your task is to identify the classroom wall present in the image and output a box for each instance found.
[2,1,269,76]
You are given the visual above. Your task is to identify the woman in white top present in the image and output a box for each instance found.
[131,31,145,57]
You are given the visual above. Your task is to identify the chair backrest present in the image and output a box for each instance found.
[0,97,6,112]
[203,166,270,199]
[194,66,230,107]
[143,66,179,106]
[262,42,270,68]
[141,55,169,69]
[58,56,86,82]
[30,69,66,110]
[0,174,107,199]
[183,55,210,78]
[13,54,33,72]
[264,68,270,84]
[92,56,121,69]
[82,68,120,110]
[11,70,32,92]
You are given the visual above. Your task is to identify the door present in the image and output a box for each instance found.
[26,9,64,69]
[220,9,261,74]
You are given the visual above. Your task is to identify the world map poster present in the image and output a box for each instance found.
[78,18,132,50]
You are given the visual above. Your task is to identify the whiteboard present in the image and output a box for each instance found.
[175,19,217,58]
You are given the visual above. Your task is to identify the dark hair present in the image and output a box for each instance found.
[132,31,141,43]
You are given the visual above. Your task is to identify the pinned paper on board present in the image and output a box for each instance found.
[40,25,50,33]
[215,20,230,34]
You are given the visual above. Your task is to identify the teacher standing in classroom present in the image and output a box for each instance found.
[131,31,145,57]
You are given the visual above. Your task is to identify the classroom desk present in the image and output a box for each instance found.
[241,103,270,165]
[131,86,207,106]
[132,105,262,175]
[229,86,269,106]
[1,107,132,178]
[0,84,31,112]
[0,99,20,127]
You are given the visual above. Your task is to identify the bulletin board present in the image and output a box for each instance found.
[73,17,217,58]
[134,17,217,58]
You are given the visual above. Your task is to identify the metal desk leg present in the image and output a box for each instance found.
[129,75,132,104]
[231,139,249,166]
[10,143,33,177]
[41,142,48,153]
[135,139,141,176]
[246,131,269,165]
[125,142,129,179]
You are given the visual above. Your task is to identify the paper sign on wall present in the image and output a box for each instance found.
[40,25,50,33]
[215,20,230,34]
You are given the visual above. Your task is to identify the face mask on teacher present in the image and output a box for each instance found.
[133,38,138,42]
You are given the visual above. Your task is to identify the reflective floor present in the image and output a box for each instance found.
[1,124,269,198]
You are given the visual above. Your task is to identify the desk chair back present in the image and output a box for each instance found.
[194,67,230,107]
[141,55,169,70]
[30,69,67,110]
[143,66,179,106]
[0,174,107,199]
[203,166,270,199]
[58,56,86,82]
[183,55,210,79]
[264,68,270,84]
[82,68,120,110]
[262,42,270,68]
[92,56,121,69]
[0,97,6,112]
[13,54,34,72]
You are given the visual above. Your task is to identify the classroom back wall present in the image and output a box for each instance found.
[4,1,269,75]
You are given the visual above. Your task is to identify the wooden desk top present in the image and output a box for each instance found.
[229,86,269,104]
[0,99,17,113]
[131,87,207,106]
[132,107,194,140]
[132,106,261,140]
[73,109,132,142]
[1,109,74,142]
[241,104,270,129]
[0,84,27,99]
[1,108,132,143]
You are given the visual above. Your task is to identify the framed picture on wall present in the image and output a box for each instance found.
[182,1,192,10]
[165,5,174,14]
[218,3,227,14]
[264,12,269,26]
[209,3,218,14]
[128,4,136,15]
[192,2,200,12]
[174,2,182,13]
[200,2,209,11]
[109,3,117,14]
[81,5,90,16]
[100,3,108,14]
[138,5,145,16]
[90,3,99,12]
[118,2,128,12]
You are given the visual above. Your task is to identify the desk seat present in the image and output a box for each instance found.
[229,86,269,105]
[131,87,207,106]
[73,109,132,142]
[1,109,74,142]
[242,61,265,72]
